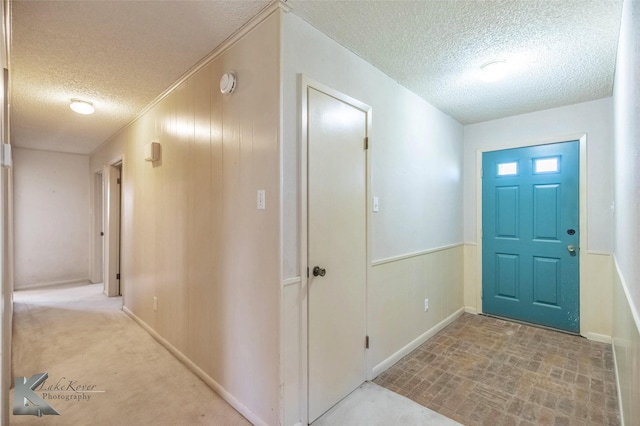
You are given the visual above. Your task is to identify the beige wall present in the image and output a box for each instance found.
[13,148,91,289]
[612,0,640,424]
[90,11,281,426]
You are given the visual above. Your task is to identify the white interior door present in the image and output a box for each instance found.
[308,87,368,422]
[103,164,121,297]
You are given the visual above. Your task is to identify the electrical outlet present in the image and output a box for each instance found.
[424,298,429,312]
[153,296,158,312]
[257,190,266,210]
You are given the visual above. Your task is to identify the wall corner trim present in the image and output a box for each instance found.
[122,307,270,426]
[278,0,292,13]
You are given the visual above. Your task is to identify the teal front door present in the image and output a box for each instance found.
[482,141,580,333]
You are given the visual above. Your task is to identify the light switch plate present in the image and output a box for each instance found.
[373,196,379,212]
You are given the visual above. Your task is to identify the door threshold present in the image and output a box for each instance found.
[479,313,581,337]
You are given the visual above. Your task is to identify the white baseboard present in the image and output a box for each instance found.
[122,306,268,426]
[371,307,465,378]
[584,332,612,344]
[14,277,90,291]
[612,339,625,426]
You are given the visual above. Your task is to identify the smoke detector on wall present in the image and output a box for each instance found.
[220,72,237,94]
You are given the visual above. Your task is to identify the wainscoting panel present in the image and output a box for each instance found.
[612,258,640,425]
[370,244,464,376]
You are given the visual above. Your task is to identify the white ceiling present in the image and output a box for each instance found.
[10,0,623,155]
[288,0,623,124]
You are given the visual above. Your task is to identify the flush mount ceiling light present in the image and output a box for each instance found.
[69,99,94,115]
[480,60,508,82]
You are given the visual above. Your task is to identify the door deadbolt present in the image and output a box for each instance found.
[312,266,326,277]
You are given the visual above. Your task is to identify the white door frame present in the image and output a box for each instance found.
[90,170,103,284]
[103,160,123,297]
[298,75,373,424]
[475,133,587,331]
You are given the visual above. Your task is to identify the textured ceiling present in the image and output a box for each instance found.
[10,1,623,155]
[287,0,623,124]
[10,0,270,154]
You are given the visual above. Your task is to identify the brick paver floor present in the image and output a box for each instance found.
[374,313,620,425]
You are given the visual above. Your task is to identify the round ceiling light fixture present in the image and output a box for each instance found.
[480,60,508,82]
[70,99,95,115]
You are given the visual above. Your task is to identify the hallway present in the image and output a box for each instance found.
[11,283,249,425]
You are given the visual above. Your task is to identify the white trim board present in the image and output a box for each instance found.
[14,277,90,291]
[611,342,626,426]
[371,243,463,267]
[282,277,301,287]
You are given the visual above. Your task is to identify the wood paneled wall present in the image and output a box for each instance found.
[91,12,281,426]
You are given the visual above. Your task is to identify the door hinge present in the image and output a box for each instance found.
[117,178,121,184]
[100,231,104,236]
[116,273,120,280]
[365,335,369,349]
[307,267,309,278]
[364,137,369,150]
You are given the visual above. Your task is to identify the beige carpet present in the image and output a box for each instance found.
[10,283,250,425]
